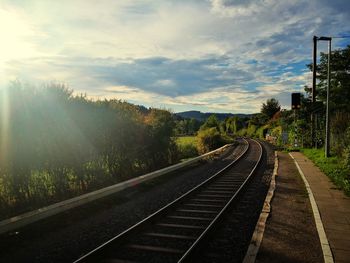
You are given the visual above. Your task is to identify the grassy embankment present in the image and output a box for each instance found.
[176,136,198,161]
[301,148,350,196]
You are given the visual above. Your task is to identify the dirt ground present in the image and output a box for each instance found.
[255,152,324,263]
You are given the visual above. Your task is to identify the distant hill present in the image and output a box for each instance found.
[175,110,252,121]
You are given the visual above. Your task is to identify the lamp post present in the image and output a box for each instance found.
[317,36,332,157]
[311,36,317,148]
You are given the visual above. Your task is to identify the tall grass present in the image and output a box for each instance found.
[176,136,198,160]
[301,148,350,196]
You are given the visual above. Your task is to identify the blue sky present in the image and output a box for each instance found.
[1,0,349,113]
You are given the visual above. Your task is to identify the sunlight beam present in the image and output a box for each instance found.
[0,87,10,167]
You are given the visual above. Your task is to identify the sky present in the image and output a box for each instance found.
[1,0,349,113]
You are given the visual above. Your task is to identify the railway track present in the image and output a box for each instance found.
[75,138,263,263]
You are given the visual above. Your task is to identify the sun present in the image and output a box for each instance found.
[0,8,40,61]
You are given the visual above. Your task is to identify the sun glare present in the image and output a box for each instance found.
[0,8,40,61]
[0,87,9,166]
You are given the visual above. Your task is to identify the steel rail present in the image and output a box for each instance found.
[74,138,256,262]
[178,138,263,262]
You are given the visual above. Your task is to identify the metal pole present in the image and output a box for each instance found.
[294,109,298,148]
[311,36,317,148]
[312,36,317,103]
[325,39,331,157]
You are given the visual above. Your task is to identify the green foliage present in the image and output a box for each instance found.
[224,116,244,135]
[342,127,350,170]
[200,114,220,131]
[330,112,350,156]
[303,45,350,150]
[246,124,257,137]
[237,128,247,136]
[176,136,198,160]
[301,148,350,196]
[196,127,223,154]
[261,98,281,119]
[256,124,269,139]
[0,82,178,218]
[250,113,268,126]
[176,136,197,146]
[195,114,236,155]
[174,118,201,136]
[311,45,350,112]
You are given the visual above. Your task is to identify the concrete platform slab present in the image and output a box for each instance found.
[254,152,323,263]
[290,152,350,263]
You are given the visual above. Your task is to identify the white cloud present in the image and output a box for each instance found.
[154,79,175,87]
[1,0,349,113]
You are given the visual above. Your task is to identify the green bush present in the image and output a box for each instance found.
[237,128,247,136]
[176,136,198,160]
[247,124,257,137]
[196,127,223,154]
[342,127,350,170]
[256,124,269,139]
[177,144,198,160]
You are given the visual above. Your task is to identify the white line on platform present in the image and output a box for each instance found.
[289,152,334,263]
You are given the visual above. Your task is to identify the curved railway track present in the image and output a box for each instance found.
[75,138,263,263]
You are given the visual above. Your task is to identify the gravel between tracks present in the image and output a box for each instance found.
[193,140,275,263]
[0,142,245,263]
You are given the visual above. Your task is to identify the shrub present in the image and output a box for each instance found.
[331,112,350,156]
[178,143,198,160]
[342,127,350,170]
[247,124,257,137]
[176,136,198,160]
[237,128,247,136]
[196,127,222,154]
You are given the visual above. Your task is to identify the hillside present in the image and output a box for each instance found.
[175,110,252,121]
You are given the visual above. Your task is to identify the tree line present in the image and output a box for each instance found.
[0,82,177,218]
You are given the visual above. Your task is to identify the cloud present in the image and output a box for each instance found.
[210,0,267,17]
[1,0,350,113]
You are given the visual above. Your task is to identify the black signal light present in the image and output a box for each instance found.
[291,93,301,110]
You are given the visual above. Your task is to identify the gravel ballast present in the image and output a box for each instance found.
[193,140,275,263]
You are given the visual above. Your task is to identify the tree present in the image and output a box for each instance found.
[305,45,350,150]
[200,114,220,131]
[261,98,281,119]
[315,45,350,112]
[0,82,180,215]
[144,108,177,168]
[188,118,201,134]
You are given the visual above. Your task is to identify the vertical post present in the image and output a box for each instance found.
[294,109,297,148]
[311,36,317,148]
[312,36,317,103]
[325,39,331,157]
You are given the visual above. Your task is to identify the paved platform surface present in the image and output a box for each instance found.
[256,152,323,263]
[290,152,350,263]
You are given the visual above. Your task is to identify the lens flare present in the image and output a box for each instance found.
[0,87,10,166]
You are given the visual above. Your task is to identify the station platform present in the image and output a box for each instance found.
[290,152,350,263]
[254,152,350,263]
